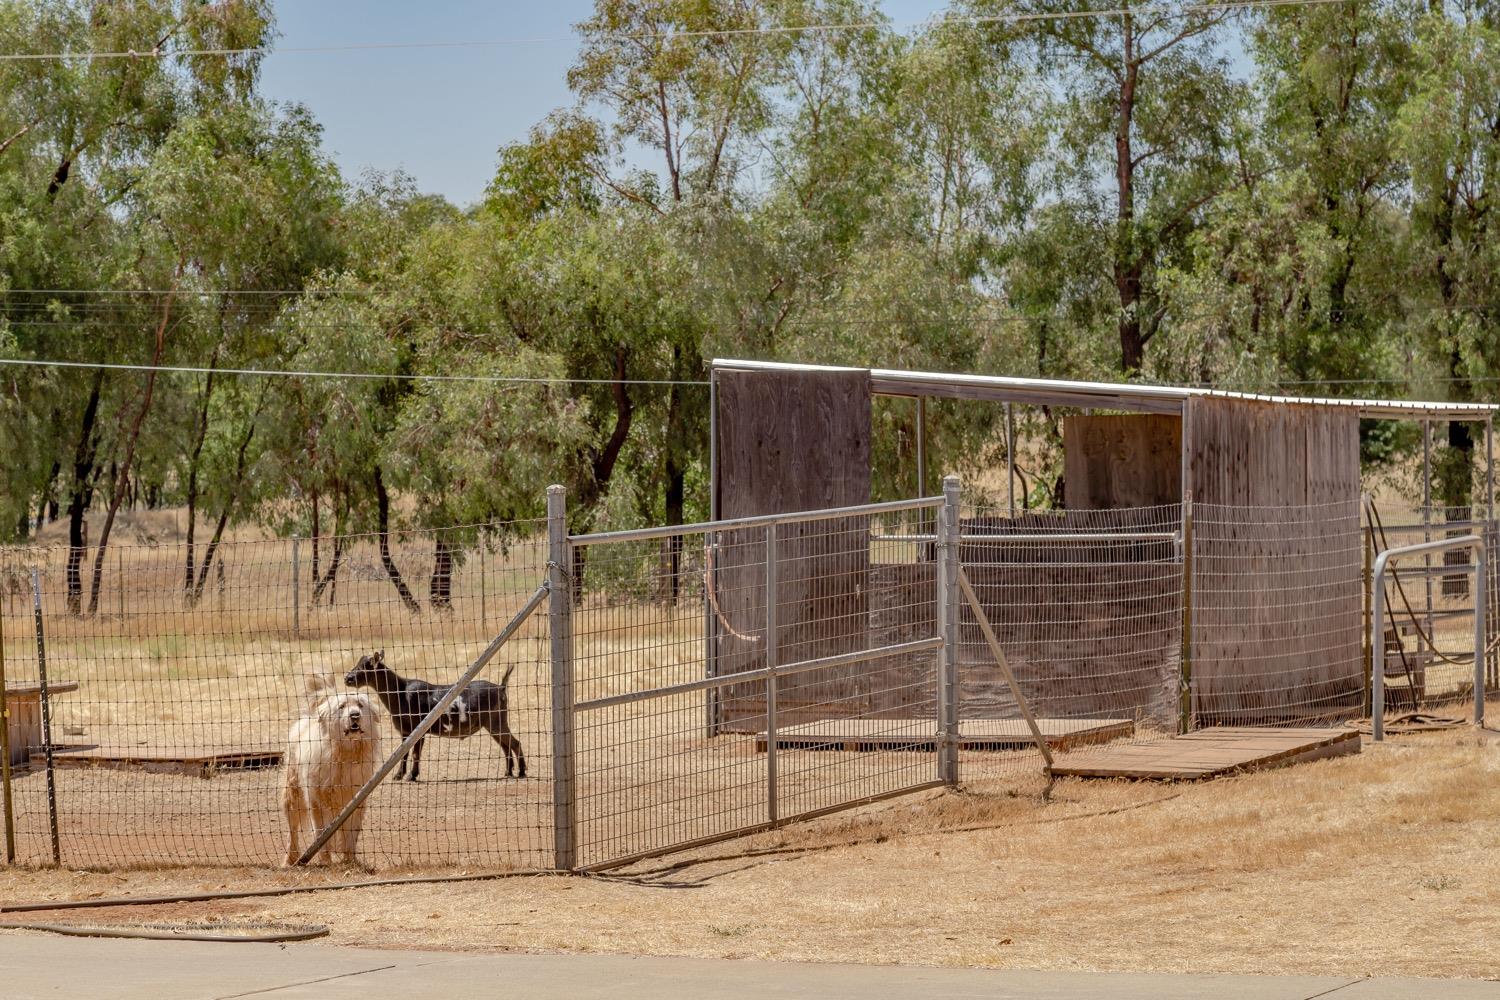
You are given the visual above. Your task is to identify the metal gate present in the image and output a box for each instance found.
[554,493,955,871]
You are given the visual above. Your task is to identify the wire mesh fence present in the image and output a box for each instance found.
[567,498,946,870]
[941,503,1185,781]
[0,524,553,870]
[1192,500,1365,727]
[0,487,1490,873]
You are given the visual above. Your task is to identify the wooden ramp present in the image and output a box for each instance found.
[757,717,1133,754]
[1050,727,1359,780]
[31,744,282,778]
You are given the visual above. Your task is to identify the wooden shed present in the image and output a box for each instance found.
[709,359,1498,730]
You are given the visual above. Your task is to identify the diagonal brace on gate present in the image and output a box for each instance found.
[956,569,1055,795]
[294,578,553,866]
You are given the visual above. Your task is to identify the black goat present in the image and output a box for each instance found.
[344,650,526,781]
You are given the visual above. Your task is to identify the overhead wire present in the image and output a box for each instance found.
[0,357,709,386]
[0,0,1362,63]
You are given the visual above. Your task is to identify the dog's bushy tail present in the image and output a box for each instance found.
[498,662,518,690]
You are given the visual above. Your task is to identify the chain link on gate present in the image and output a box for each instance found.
[560,491,954,871]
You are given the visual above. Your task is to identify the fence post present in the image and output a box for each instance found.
[938,475,961,786]
[1361,496,1373,718]
[291,534,301,637]
[479,541,487,627]
[0,579,13,864]
[1179,492,1194,735]
[1474,546,1487,728]
[30,569,59,866]
[765,523,779,826]
[547,485,577,872]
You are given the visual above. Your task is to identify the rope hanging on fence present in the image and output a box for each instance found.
[703,543,761,644]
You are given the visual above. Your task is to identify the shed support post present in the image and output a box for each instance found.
[1487,415,1494,523]
[1004,404,1016,517]
[938,476,962,786]
[916,397,927,498]
[706,371,720,737]
[548,486,577,871]
[1179,492,1194,735]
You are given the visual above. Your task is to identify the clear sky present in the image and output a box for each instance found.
[257,1,951,208]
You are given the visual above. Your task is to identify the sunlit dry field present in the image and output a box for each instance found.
[3,717,1499,979]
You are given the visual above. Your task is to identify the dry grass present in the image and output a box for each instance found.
[5,721,1500,979]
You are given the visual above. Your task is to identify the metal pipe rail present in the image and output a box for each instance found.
[1370,535,1488,742]
[872,531,1180,545]
[570,496,943,546]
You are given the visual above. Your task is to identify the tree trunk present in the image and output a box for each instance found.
[89,280,178,614]
[188,413,258,606]
[66,371,105,616]
[373,466,420,614]
[1115,46,1143,374]
[429,537,454,610]
[309,491,321,587]
[311,534,347,606]
[571,347,635,599]
[660,347,690,602]
[183,357,221,597]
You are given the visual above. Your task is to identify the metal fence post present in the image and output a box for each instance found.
[30,569,59,866]
[938,475,961,786]
[765,523,779,826]
[1179,492,1194,735]
[1475,547,1487,728]
[291,534,301,637]
[1361,496,1373,718]
[0,582,13,864]
[547,485,577,871]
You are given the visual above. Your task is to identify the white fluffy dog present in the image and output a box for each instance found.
[282,675,380,866]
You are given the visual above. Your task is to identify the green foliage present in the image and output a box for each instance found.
[13,0,1500,556]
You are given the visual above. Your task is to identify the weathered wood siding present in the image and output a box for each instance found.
[1186,397,1364,723]
[1065,414,1181,509]
[713,368,873,727]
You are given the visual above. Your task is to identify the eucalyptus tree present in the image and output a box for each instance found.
[0,0,276,610]
[1395,3,1500,510]
[969,0,1246,375]
[1248,0,1414,389]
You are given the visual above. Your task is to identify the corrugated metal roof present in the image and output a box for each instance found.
[712,359,1499,419]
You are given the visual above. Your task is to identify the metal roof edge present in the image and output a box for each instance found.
[711,359,1499,419]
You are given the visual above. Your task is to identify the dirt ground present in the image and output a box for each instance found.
[4,721,1500,980]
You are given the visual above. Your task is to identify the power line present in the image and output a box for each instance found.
[0,0,1358,63]
[0,357,709,386]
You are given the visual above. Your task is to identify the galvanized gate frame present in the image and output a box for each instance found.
[557,488,958,872]
[1369,535,1487,742]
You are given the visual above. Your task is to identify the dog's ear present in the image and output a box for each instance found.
[305,674,334,712]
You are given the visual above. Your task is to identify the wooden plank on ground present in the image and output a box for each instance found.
[755,717,1133,753]
[1050,726,1359,780]
[30,743,282,778]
